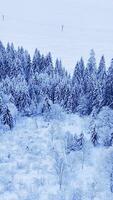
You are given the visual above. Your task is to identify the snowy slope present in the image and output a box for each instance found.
[0,0,113,72]
[0,114,113,200]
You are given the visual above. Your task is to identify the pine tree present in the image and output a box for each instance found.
[5,43,16,78]
[55,59,64,77]
[44,52,54,76]
[106,58,113,108]
[11,74,31,115]
[66,132,84,154]
[87,49,96,74]
[25,52,32,83]
[0,41,6,80]
[97,55,106,79]
[72,58,85,113]
[2,107,13,129]
[32,49,42,74]
[0,98,13,130]
[76,94,89,116]
[10,57,24,78]
[91,127,98,146]
[72,58,85,86]
[84,50,97,114]
[0,52,5,80]
[97,55,106,110]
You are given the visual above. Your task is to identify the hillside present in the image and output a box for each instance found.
[0,109,113,200]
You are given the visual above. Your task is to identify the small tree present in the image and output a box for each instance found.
[54,151,65,190]
[42,96,52,114]
[109,133,113,146]
[0,103,13,130]
[66,132,84,154]
[91,127,98,146]
[2,107,13,129]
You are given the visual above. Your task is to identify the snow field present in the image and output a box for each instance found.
[0,114,112,199]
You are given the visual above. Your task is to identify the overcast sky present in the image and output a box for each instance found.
[0,0,113,71]
[1,0,113,26]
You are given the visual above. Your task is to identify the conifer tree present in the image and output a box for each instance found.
[97,55,106,110]
[84,50,97,114]
[72,58,85,113]
[32,49,42,74]
[44,52,54,76]
[55,59,64,77]
[106,59,113,108]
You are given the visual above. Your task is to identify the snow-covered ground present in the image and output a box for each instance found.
[0,0,113,72]
[0,2,113,198]
[0,112,113,200]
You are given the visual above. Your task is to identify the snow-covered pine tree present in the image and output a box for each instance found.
[0,97,13,130]
[55,59,64,77]
[109,133,113,146]
[66,132,84,154]
[62,81,72,112]
[5,43,16,78]
[0,41,6,80]
[106,58,113,108]
[72,58,85,86]
[44,52,54,76]
[91,126,98,146]
[97,55,106,111]
[24,51,32,83]
[32,49,42,74]
[72,58,85,114]
[84,49,98,114]
[10,55,24,78]
[17,47,32,83]
[11,74,32,115]
[1,106,13,129]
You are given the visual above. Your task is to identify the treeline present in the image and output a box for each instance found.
[0,41,113,128]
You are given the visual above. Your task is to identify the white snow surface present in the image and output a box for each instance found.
[0,0,113,72]
[0,112,113,200]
